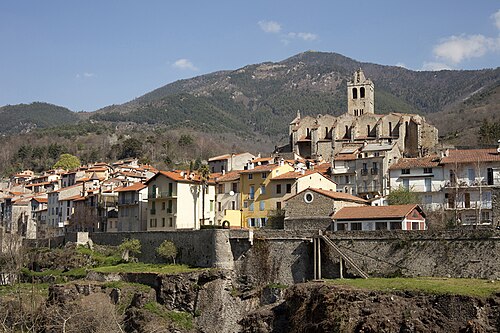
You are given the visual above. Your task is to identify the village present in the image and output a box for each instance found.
[1,69,500,241]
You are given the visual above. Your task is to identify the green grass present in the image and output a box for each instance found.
[76,245,122,266]
[327,277,500,298]
[0,283,49,297]
[144,302,194,330]
[91,263,202,274]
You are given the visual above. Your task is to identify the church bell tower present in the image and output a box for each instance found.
[347,69,374,116]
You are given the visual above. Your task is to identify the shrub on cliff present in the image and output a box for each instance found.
[156,241,177,264]
[119,239,141,262]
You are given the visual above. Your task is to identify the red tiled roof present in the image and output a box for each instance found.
[239,164,281,174]
[32,197,48,203]
[333,204,421,220]
[145,170,205,184]
[208,154,231,162]
[334,153,357,161]
[389,156,441,170]
[114,182,147,192]
[252,157,273,163]
[214,170,240,182]
[441,149,500,164]
[270,170,320,180]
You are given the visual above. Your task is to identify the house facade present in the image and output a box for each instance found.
[145,171,215,230]
[389,156,445,211]
[208,152,255,173]
[214,171,241,227]
[441,149,500,226]
[333,204,426,231]
[115,183,148,232]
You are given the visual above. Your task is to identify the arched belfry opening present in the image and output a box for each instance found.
[347,68,374,116]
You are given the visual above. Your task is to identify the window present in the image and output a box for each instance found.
[468,168,475,183]
[168,183,173,196]
[248,218,256,227]
[260,218,267,227]
[231,201,236,210]
[260,185,266,195]
[169,217,173,227]
[217,184,224,194]
[248,174,253,180]
[337,223,346,231]
[162,202,166,210]
[360,87,365,98]
[232,182,238,193]
[402,169,410,174]
[261,172,268,179]
[403,179,410,189]
[375,222,387,230]
[350,222,362,231]
[352,87,358,99]
[249,202,254,212]
[243,201,248,208]
[259,201,265,211]
[286,184,292,193]
[411,222,419,230]
[423,168,432,174]
[481,211,491,223]
[249,186,255,199]
[390,222,402,230]
[424,195,432,204]
[345,175,350,184]
[276,184,282,194]
[276,202,282,210]
[424,178,432,192]
[218,202,222,212]
[162,218,165,227]
[210,200,214,212]
[167,200,172,213]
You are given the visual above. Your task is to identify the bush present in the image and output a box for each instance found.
[156,240,177,264]
[118,239,141,262]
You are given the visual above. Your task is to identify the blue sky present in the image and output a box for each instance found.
[1,1,499,111]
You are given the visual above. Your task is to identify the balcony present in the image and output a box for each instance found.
[150,208,156,215]
[371,168,379,175]
[445,201,492,210]
[360,169,368,176]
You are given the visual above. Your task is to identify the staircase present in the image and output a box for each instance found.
[320,235,369,279]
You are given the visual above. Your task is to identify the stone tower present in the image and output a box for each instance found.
[347,69,374,116]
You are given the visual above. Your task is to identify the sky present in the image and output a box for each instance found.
[0,1,499,112]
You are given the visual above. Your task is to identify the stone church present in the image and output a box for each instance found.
[285,69,438,162]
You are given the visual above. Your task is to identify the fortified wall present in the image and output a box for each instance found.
[73,228,500,286]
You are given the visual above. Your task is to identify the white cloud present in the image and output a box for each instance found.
[395,62,407,68]
[258,20,282,34]
[76,72,95,79]
[492,9,500,30]
[421,62,452,71]
[172,58,198,71]
[288,32,318,41]
[433,34,500,64]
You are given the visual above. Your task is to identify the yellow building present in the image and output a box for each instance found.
[239,162,336,228]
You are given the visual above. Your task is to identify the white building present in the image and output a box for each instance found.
[115,182,148,232]
[208,152,255,173]
[389,156,445,211]
[145,170,216,230]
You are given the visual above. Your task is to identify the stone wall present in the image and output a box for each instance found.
[88,229,234,269]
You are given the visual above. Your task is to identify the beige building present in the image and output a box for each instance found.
[214,171,241,227]
[115,182,148,231]
[208,152,255,173]
[145,171,215,230]
[284,69,438,161]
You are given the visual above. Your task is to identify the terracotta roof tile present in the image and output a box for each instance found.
[214,171,240,182]
[239,164,279,174]
[333,204,421,220]
[441,149,500,164]
[114,182,147,192]
[389,156,441,170]
[270,170,320,180]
